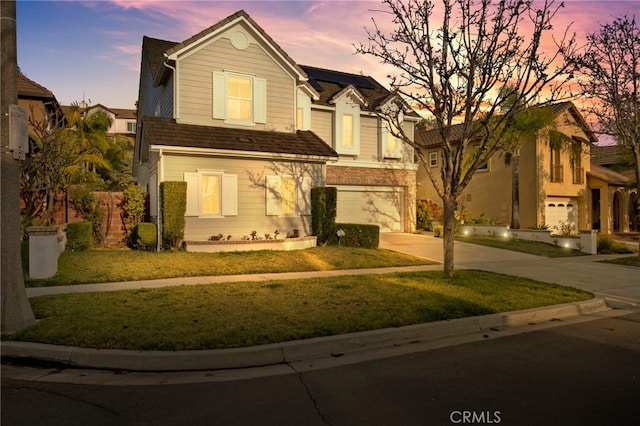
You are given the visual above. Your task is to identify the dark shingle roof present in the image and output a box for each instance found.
[415,101,597,148]
[18,73,55,100]
[300,65,394,110]
[142,116,337,159]
[588,164,630,186]
[142,36,178,83]
[591,144,631,167]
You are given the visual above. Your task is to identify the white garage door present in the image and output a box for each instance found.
[545,198,577,234]
[336,186,403,232]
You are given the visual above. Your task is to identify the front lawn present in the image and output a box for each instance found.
[7,270,593,350]
[24,246,435,287]
[600,256,640,268]
[456,235,588,258]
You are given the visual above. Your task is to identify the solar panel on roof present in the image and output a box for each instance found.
[302,66,375,90]
[307,78,324,93]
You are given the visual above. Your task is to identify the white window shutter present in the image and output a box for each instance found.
[253,77,267,124]
[212,72,226,119]
[265,175,281,216]
[184,172,200,216]
[297,176,312,216]
[221,174,237,216]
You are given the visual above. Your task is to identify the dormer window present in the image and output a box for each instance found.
[333,97,361,156]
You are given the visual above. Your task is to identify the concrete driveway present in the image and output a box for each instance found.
[380,232,640,307]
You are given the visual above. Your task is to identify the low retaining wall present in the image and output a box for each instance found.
[184,236,317,253]
[460,225,597,255]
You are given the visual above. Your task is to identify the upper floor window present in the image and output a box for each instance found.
[429,152,438,167]
[227,76,252,121]
[213,71,266,125]
[572,148,584,184]
[381,121,403,159]
[342,115,354,147]
[126,121,136,132]
[334,98,360,156]
[550,146,563,183]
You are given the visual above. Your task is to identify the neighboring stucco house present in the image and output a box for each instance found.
[416,102,597,234]
[590,145,638,233]
[133,10,418,242]
[18,72,64,130]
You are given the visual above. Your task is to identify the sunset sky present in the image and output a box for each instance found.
[17,0,638,116]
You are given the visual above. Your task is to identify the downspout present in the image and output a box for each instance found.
[162,54,177,119]
[156,148,163,251]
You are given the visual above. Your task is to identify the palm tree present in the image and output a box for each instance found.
[62,104,112,180]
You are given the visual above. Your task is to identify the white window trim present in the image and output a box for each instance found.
[334,98,360,156]
[184,171,238,218]
[212,71,266,126]
[429,152,438,167]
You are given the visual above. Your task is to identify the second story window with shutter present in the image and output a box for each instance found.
[212,71,266,126]
[227,76,252,122]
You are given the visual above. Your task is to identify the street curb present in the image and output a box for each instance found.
[1,298,609,372]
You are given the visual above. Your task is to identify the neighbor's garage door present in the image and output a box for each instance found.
[336,186,403,232]
[545,198,577,233]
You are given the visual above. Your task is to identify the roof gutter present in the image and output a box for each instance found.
[150,144,338,163]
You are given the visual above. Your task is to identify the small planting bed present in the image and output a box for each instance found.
[183,236,317,252]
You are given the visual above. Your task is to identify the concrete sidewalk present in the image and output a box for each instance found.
[3,233,639,374]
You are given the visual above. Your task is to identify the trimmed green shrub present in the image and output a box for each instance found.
[129,222,157,251]
[597,234,633,254]
[416,199,432,230]
[66,221,93,251]
[433,225,443,238]
[327,223,379,248]
[122,184,146,235]
[160,181,187,250]
[68,185,106,245]
[311,186,337,245]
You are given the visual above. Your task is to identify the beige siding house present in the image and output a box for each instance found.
[133,10,418,244]
[416,102,599,234]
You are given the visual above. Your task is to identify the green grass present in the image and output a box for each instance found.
[6,270,592,350]
[456,235,588,258]
[23,246,435,287]
[600,256,640,268]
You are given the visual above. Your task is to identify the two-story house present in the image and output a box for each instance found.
[133,10,418,242]
[84,104,137,136]
[416,102,597,234]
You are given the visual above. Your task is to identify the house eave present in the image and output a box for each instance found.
[150,144,338,163]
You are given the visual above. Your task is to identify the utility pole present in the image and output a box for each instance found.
[1,0,35,332]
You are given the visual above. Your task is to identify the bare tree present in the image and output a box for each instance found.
[356,0,575,276]
[567,15,640,255]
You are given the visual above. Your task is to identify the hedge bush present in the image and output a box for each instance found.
[311,186,337,245]
[129,222,157,251]
[327,223,379,248]
[597,234,633,254]
[66,221,93,251]
[160,181,187,250]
